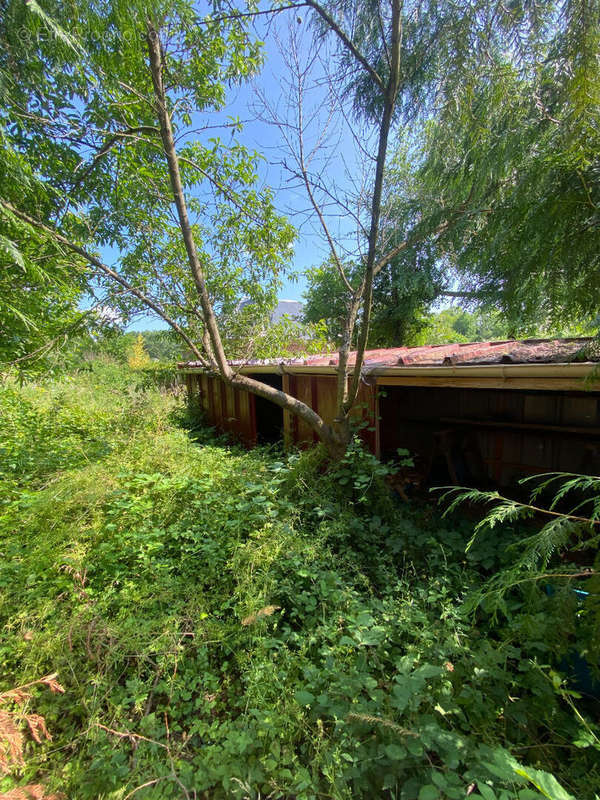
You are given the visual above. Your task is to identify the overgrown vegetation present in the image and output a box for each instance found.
[1,365,598,799]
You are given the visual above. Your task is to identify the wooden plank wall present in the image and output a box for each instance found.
[188,373,256,446]
[282,373,296,447]
[186,373,600,485]
[378,385,600,486]
[282,375,377,452]
[187,371,377,452]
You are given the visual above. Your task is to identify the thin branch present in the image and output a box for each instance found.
[373,192,487,277]
[440,290,480,298]
[305,0,384,89]
[81,126,159,166]
[0,199,207,364]
[95,722,168,750]
[289,31,355,294]
[198,2,307,24]
[177,154,264,227]
[372,218,449,276]
[6,301,121,367]
[506,500,597,527]
[124,778,166,800]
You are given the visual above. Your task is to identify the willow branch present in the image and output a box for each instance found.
[305,0,384,89]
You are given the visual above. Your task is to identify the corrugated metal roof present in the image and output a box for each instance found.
[180,337,596,371]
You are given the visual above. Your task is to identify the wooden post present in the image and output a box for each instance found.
[282,373,293,449]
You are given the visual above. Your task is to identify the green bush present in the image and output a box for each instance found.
[0,365,596,799]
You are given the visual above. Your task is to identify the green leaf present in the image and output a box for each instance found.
[0,234,25,269]
[477,783,498,800]
[384,743,407,760]
[511,763,576,800]
[418,785,440,800]
[294,690,315,706]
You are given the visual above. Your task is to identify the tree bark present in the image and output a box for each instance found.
[344,0,403,416]
[145,21,343,454]
[147,24,230,378]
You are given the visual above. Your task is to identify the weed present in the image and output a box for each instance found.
[0,365,597,799]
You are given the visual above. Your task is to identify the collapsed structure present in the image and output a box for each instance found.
[179,338,600,486]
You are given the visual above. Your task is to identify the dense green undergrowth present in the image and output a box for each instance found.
[0,364,598,799]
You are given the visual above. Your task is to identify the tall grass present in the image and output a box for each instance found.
[0,364,597,799]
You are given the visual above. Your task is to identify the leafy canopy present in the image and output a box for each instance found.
[314,0,599,334]
[387,0,600,328]
[0,0,295,365]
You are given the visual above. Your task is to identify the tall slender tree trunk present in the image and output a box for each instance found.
[344,0,403,416]
[145,3,406,460]
[146,20,343,456]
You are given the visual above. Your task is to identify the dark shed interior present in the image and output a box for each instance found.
[249,373,284,444]
[378,385,600,487]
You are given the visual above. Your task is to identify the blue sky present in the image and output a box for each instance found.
[123,11,362,331]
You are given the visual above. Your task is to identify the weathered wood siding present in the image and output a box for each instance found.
[378,385,600,486]
[187,372,256,445]
[185,371,598,488]
[281,375,377,452]
[186,371,377,451]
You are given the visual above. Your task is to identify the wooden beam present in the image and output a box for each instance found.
[282,373,293,449]
[374,389,381,459]
[310,377,318,443]
[440,417,600,437]
[376,376,594,392]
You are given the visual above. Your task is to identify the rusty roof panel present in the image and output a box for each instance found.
[179,337,596,371]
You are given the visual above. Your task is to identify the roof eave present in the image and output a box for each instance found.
[178,361,597,380]
[372,362,596,379]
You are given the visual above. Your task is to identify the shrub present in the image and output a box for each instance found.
[0,367,596,798]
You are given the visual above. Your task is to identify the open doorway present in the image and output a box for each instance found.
[378,385,488,487]
[249,373,284,444]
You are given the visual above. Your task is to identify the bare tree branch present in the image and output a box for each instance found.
[345,0,403,413]
[287,28,355,295]
[197,2,307,25]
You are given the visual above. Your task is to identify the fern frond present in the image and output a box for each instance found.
[433,486,501,518]
[510,516,575,570]
[450,472,599,616]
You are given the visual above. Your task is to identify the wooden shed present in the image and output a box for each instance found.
[179,337,600,487]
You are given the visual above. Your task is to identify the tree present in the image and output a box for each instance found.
[0,205,87,369]
[223,309,332,360]
[1,0,294,357]
[265,0,598,386]
[412,308,509,346]
[1,0,437,456]
[385,0,600,330]
[303,256,441,347]
[127,333,151,369]
[3,0,591,456]
[0,5,89,369]
[127,329,188,363]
